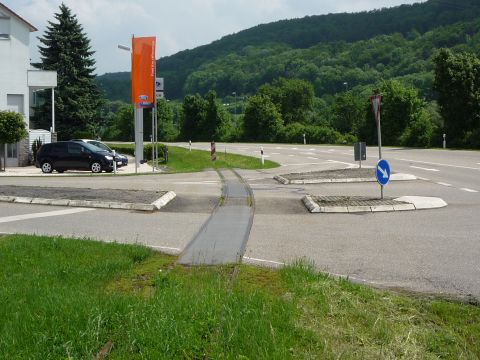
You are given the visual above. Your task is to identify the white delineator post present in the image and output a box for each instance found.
[261,146,264,166]
[443,133,446,149]
[112,150,117,174]
[303,133,306,145]
[189,140,192,152]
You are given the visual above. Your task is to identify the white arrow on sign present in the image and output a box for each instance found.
[377,165,389,178]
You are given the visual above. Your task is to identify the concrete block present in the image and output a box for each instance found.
[131,203,155,211]
[302,195,320,213]
[321,206,349,213]
[347,206,372,213]
[31,198,54,205]
[395,196,447,210]
[152,191,177,209]
[392,203,416,211]
[370,205,395,212]
[13,197,33,204]
[50,199,70,206]
[273,175,289,184]
[108,202,134,210]
[68,200,90,208]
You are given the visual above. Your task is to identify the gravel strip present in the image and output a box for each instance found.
[0,185,166,204]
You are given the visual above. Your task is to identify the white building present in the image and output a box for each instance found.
[0,2,56,167]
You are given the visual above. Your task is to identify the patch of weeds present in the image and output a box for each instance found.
[106,252,176,298]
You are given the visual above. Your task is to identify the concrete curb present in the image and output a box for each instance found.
[302,195,447,213]
[0,191,177,212]
[151,191,177,210]
[273,175,289,184]
[275,173,416,184]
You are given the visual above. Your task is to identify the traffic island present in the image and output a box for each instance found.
[302,195,447,213]
[0,185,176,212]
[274,168,416,184]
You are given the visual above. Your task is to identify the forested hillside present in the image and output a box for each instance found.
[97,0,480,101]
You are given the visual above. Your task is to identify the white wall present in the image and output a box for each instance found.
[0,10,31,128]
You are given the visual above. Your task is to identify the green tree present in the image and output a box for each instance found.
[243,95,283,141]
[370,80,431,146]
[34,3,103,140]
[259,78,314,124]
[180,94,207,141]
[0,111,28,169]
[433,48,480,147]
[331,91,365,134]
[157,99,179,141]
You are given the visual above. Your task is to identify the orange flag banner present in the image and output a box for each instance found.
[131,36,156,108]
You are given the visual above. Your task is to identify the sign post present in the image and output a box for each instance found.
[370,94,385,198]
[370,94,382,160]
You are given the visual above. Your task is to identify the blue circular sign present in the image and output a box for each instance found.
[376,159,391,186]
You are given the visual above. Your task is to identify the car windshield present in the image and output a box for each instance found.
[82,142,108,153]
[88,141,111,152]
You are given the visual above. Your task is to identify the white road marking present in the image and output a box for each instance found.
[149,245,182,252]
[416,177,430,181]
[0,208,95,224]
[342,153,352,155]
[436,182,452,187]
[288,154,295,157]
[243,256,285,266]
[461,188,478,193]
[410,166,440,172]
[291,147,299,150]
[275,147,283,150]
[300,152,315,156]
[308,148,316,151]
[396,158,480,170]
[307,157,319,160]
[271,152,280,155]
[328,159,357,167]
[281,162,327,166]
[173,181,219,185]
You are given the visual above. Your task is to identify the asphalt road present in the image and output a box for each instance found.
[1,143,479,301]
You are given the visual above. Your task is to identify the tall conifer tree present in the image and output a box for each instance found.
[34,3,102,139]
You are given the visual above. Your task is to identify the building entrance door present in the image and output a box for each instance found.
[6,94,25,167]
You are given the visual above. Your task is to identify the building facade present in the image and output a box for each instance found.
[0,3,56,167]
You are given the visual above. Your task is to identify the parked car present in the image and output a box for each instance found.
[36,141,114,173]
[71,139,128,167]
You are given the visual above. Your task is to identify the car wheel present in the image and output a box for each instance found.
[41,161,53,173]
[91,162,102,173]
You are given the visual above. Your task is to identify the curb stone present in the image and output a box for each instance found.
[302,195,447,213]
[0,191,177,212]
[275,173,416,184]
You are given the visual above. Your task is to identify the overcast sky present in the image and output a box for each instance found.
[6,0,425,75]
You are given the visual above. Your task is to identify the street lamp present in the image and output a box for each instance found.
[232,91,237,123]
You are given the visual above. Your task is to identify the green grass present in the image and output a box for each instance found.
[1,235,479,359]
[110,144,279,173]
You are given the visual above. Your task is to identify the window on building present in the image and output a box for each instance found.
[7,144,17,158]
[0,13,10,39]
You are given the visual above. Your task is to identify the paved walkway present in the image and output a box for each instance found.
[178,169,254,265]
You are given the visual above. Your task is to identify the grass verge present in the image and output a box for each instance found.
[110,144,279,173]
[1,234,479,359]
